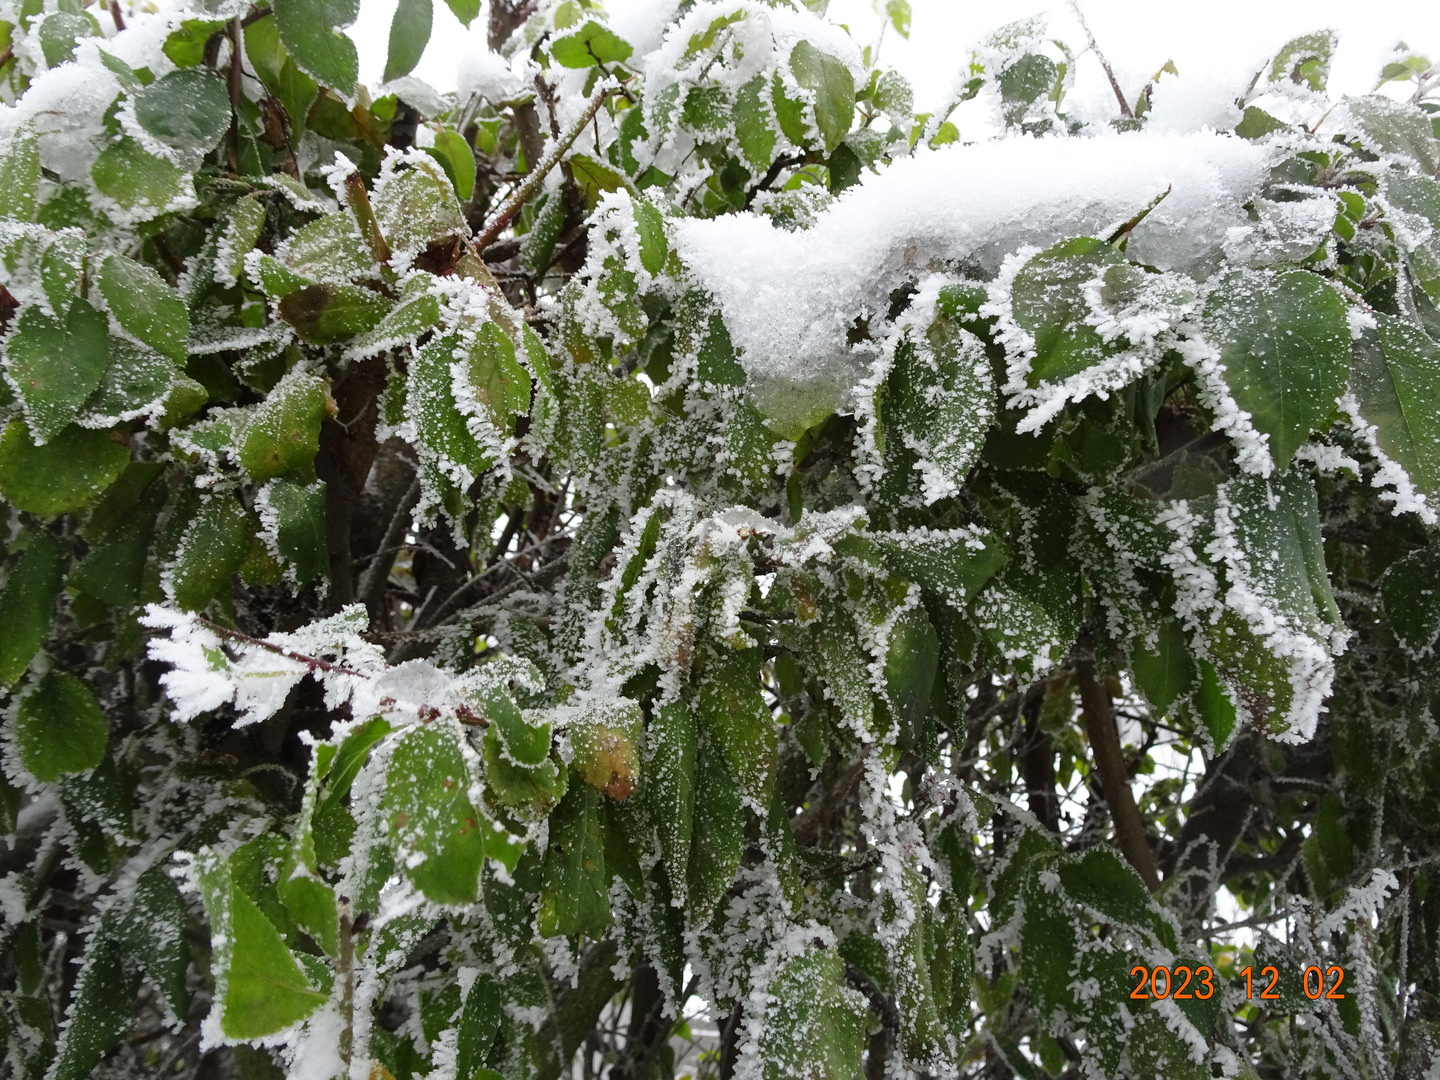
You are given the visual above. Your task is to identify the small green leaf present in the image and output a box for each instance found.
[1204,269,1349,471]
[69,479,164,607]
[1010,237,1120,388]
[162,18,227,67]
[486,688,551,767]
[482,727,567,818]
[735,75,777,172]
[39,11,94,68]
[790,41,855,153]
[644,698,695,900]
[16,668,108,782]
[426,128,476,203]
[120,866,192,1018]
[383,722,487,905]
[348,288,440,355]
[374,153,467,258]
[633,196,667,275]
[1381,543,1440,659]
[550,20,632,69]
[1346,94,1439,174]
[244,15,320,143]
[0,533,68,688]
[49,916,136,1080]
[884,0,911,38]
[5,299,112,442]
[133,68,232,156]
[272,0,360,96]
[1351,314,1440,502]
[384,0,432,82]
[0,420,129,517]
[1268,31,1336,92]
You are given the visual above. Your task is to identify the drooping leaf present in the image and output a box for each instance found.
[49,915,136,1080]
[98,254,191,364]
[272,0,360,96]
[384,0,432,82]
[1351,314,1440,502]
[0,533,67,687]
[1010,237,1121,387]
[465,321,532,432]
[789,41,855,154]
[538,782,610,938]
[1382,543,1440,659]
[747,949,868,1080]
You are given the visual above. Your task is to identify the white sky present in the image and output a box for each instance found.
[351,0,1440,111]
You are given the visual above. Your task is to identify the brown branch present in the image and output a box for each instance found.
[194,616,372,679]
[1069,1,1133,118]
[0,46,13,73]
[472,84,613,253]
[1076,654,1161,890]
[108,0,125,31]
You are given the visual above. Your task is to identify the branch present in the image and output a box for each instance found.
[1068,1,1133,119]
[1075,653,1161,890]
[472,84,614,253]
[357,475,421,621]
[194,616,372,679]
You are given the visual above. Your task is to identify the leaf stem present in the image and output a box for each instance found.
[1068,0,1134,119]
[472,84,615,253]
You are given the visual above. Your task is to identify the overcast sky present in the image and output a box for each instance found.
[351,0,1438,112]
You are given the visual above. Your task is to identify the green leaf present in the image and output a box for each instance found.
[735,75,776,172]
[383,721,487,905]
[278,283,392,344]
[426,128,476,203]
[120,865,192,1018]
[570,152,627,211]
[538,782,610,938]
[244,15,320,143]
[133,68,232,157]
[162,17,227,67]
[484,686,550,767]
[633,196,667,275]
[441,0,478,26]
[384,0,432,82]
[1236,105,1288,140]
[466,321,532,431]
[50,916,136,1080]
[409,332,492,478]
[98,254,190,364]
[40,230,87,316]
[790,41,855,154]
[550,20,632,69]
[454,973,504,1080]
[873,528,1007,607]
[0,420,129,517]
[39,11,94,67]
[196,850,327,1041]
[644,698,695,900]
[259,478,328,586]
[1203,269,1349,471]
[69,478,165,607]
[1010,237,1121,387]
[1346,94,1439,173]
[1131,617,1196,714]
[238,370,329,482]
[812,596,876,738]
[373,153,467,257]
[0,533,67,687]
[91,136,192,215]
[1267,30,1336,92]
[884,0,912,38]
[698,646,775,808]
[220,195,267,285]
[16,668,108,782]
[1351,314,1440,502]
[884,604,939,755]
[272,0,360,96]
[482,727,567,818]
[1381,543,1440,658]
[0,124,41,221]
[751,949,868,1080]
[349,286,440,357]
[999,52,1058,109]
[5,299,112,442]
[167,492,253,611]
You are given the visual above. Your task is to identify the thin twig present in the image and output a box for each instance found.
[193,616,372,679]
[1068,0,1133,118]
[472,84,615,252]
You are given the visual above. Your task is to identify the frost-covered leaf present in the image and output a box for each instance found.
[745,948,868,1080]
[167,493,254,611]
[195,848,327,1040]
[133,68,232,157]
[538,782,609,937]
[49,914,135,1080]
[0,125,41,222]
[570,698,642,799]
[884,604,939,755]
[272,0,360,96]
[1347,95,1439,174]
[5,299,112,442]
[258,478,329,587]
[482,726,566,818]
[91,137,192,215]
[644,698,695,899]
[346,286,440,357]
[278,282,392,343]
[0,420,129,516]
[873,527,1007,607]
[120,865,193,1019]
[283,212,375,282]
[220,196,267,286]
[0,533,67,687]
[407,332,492,480]
[372,153,467,263]
[98,254,190,363]
[382,720,487,905]
[1268,31,1336,92]
[790,41,855,154]
[237,370,330,481]
[69,476,165,606]
[1203,269,1349,471]
[39,11,96,68]
[1381,543,1440,659]
[1009,237,1121,387]
[1350,314,1440,503]
[465,321,531,431]
[40,230,88,319]
[16,668,108,782]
